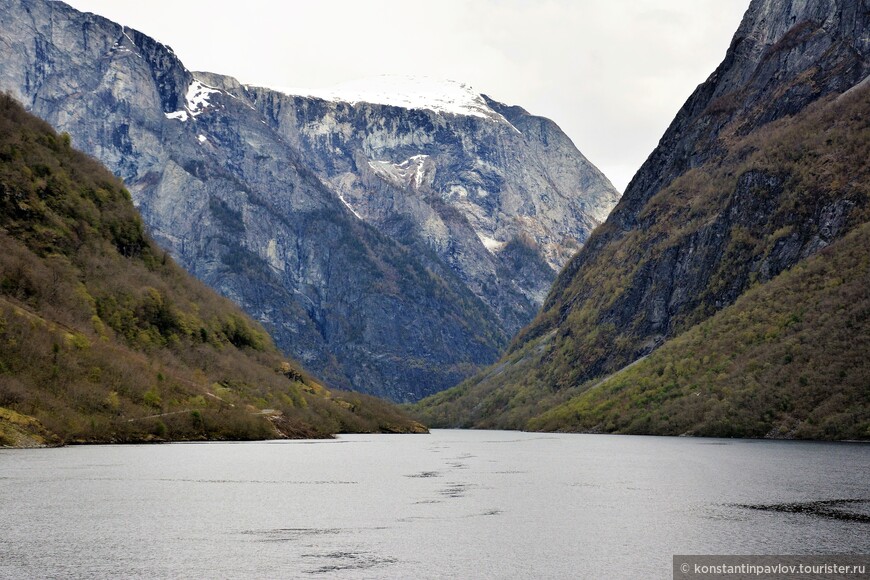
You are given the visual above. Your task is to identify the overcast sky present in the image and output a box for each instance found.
[65,0,751,192]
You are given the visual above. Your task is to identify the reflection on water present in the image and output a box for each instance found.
[0,430,867,579]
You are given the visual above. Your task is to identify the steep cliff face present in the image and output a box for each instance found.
[0,0,618,401]
[415,0,870,432]
[532,0,869,372]
[198,73,618,335]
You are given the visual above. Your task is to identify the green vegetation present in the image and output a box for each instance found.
[414,80,870,439]
[0,94,425,445]
[523,84,870,390]
[528,222,870,439]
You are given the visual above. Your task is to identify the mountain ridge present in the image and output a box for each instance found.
[414,0,870,438]
[268,75,514,122]
[0,0,619,401]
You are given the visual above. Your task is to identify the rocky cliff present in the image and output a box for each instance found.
[227,75,617,333]
[415,0,870,436]
[0,0,618,401]
[0,95,426,445]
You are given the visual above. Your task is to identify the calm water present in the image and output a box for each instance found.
[0,430,868,579]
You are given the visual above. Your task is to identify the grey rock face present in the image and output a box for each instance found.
[540,0,870,372]
[0,0,619,401]
[413,0,870,429]
[205,75,618,334]
[594,0,870,242]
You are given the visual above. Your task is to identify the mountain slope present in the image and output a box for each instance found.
[529,220,870,439]
[414,0,870,437]
[0,0,618,401]
[0,94,425,446]
[226,74,618,333]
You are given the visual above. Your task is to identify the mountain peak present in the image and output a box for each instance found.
[267,75,502,119]
[0,0,619,401]
[714,0,870,96]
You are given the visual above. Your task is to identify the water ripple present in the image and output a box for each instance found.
[733,499,870,523]
[405,471,441,478]
[303,551,398,574]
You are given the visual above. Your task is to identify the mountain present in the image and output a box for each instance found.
[210,73,618,334]
[0,0,619,402]
[414,0,870,439]
[0,94,425,447]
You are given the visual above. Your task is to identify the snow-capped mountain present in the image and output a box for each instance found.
[0,0,619,401]
[204,72,619,330]
[275,75,507,120]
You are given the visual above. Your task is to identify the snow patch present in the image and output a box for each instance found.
[273,75,502,120]
[165,79,221,122]
[165,110,189,122]
[185,80,220,116]
[476,232,506,253]
[337,192,362,220]
[411,155,428,188]
[367,154,432,190]
[110,30,143,60]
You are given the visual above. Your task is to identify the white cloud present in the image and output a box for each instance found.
[65,0,750,192]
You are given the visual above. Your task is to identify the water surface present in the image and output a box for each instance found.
[1,430,867,578]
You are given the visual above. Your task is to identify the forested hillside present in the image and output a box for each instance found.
[530,220,870,439]
[0,95,424,446]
